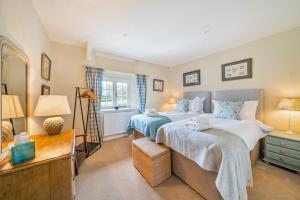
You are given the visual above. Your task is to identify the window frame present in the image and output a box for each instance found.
[101,76,131,109]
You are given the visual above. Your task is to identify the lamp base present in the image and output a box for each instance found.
[43,117,64,135]
[286,130,295,135]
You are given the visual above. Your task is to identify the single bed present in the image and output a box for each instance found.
[128,91,211,140]
[157,89,264,200]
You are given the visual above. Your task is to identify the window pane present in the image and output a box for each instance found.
[117,82,128,106]
[102,81,113,107]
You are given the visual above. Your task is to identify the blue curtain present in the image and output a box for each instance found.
[136,74,147,113]
[86,66,104,143]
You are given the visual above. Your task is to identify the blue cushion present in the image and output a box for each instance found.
[176,99,188,112]
[213,101,243,120]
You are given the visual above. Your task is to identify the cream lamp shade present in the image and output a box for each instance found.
[34,95,71,117]
[278,98,300,111]
[2,95,24,119]
[168,97,177,104]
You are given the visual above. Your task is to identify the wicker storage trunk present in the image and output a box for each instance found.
[132,137,171,187]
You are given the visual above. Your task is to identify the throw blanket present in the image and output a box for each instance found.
[156,121,253,200]
[127,114,171,140]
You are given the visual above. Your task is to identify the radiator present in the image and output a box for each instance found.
[102,110,137,136]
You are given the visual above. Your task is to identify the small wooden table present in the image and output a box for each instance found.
[0,129,76,200]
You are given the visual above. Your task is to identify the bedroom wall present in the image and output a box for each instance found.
[50,42,171,132]
[169,27,300,132]
[93,54,171,110]
[0,0,52,134]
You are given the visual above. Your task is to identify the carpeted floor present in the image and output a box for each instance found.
[75,136,300,200]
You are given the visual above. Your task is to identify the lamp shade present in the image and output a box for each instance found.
[278,98,300,111]
[34,95,71,117]
[2,95,24,119]
[168,97,177,104]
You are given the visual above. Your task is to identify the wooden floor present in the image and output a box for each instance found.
[75,136,300,200]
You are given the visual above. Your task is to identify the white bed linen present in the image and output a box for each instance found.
[158,110,205,122]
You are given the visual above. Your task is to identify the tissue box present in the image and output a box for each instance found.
[11,141,35,165]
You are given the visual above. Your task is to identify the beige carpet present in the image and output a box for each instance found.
[75,136,300,200]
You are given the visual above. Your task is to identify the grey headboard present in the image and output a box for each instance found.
[215,89,264,120]
[184,91,211,113]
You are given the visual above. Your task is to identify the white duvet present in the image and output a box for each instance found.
[158,110,205,122]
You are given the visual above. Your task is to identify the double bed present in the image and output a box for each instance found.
[130,89,266,200]
[159,89,264,200]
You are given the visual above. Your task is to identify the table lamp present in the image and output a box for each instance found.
[1,95,24,138]
[168,97,177,104]
[34,95,71,135]
[278,98,300,134]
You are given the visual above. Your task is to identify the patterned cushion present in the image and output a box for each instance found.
[176,99,188,112]
[213,100,243,120]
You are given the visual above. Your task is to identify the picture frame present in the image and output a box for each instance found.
[183,70,200,87]
[41,84,50,95]
[153,79,164,92]
[41,53,51,81]
[221,58,252,81]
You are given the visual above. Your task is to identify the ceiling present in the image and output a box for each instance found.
[32,0,300,67]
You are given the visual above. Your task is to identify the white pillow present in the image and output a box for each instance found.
[239,101,258,120]
[188,97,205,113]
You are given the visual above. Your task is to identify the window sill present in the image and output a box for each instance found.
[100,107,139,113]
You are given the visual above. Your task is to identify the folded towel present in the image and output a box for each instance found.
[146,108,157,113]
[185,116,212,131]
[145,112,158,117]
[184,121,212,131]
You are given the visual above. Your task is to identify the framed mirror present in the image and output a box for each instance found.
[0,36,29,160]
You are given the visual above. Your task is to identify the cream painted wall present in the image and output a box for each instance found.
[0,0,52,134]
[93,55,171,110]
[169,27,300,132]
[50,42,171,133]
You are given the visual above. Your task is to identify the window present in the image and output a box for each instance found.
[101,77,131,108]
[101,81,113,107]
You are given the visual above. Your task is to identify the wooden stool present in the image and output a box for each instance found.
[132,137,171,187]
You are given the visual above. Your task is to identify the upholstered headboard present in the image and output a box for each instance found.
[184,91,211,113]
[215,89,264,120]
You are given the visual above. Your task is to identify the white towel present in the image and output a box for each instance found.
[145,108,158,117]
[185,117,212,131]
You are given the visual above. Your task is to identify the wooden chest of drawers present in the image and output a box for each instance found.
[263,131,300,173]
[0,129,76,200]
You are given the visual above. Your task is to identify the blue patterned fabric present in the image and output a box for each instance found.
[213,100,243,120]
[86,66,104,143]
[136,74,147,113]
[127,115,171,140]
[176,99,188,112]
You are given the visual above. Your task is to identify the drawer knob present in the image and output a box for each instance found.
[279,156,284,161]
[280,142,285,146]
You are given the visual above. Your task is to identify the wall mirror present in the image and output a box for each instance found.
[0,36,29,158]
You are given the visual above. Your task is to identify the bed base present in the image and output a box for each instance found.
[172,141,261,200]
[131,129,261,200]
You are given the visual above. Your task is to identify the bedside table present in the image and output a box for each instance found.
[263,130,300,173]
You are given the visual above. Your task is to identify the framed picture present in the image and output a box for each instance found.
[41,53,51,81]
[183,70,200,86]
[41,84,50,95]
[153,79,164,92]
[222,58,252,81]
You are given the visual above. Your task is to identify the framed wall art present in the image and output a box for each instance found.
[41,84,50,95]
[41,53,51,81]
[183,70,200,87]
[153,79,164,92]
[221,58,252,81]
